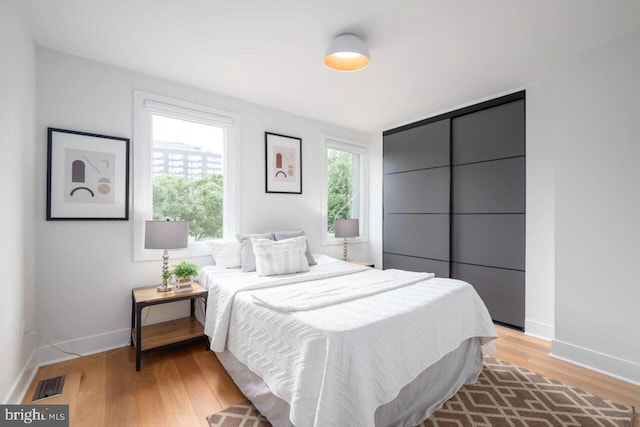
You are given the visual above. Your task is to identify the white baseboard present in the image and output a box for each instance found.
[551,339,640,386]
[524,319,554,341]
[35,328,131,367]
[4,349,37,404]
[7,328,131,404]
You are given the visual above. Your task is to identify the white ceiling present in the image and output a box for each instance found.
[17,0,640,134]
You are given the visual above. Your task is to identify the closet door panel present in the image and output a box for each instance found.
[384,167,450,214]
[383,119,450,174]
[384,254,449,278]
[452,157,525,213]
[383,92,525,329]
[451,262,525,328]
[451,214,525,270]
[384,214,449,261]
[452,99,525,165]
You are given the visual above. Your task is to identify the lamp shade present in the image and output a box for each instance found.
[324,33,370,72]
[334,219,359,238]
[144,220,189,250]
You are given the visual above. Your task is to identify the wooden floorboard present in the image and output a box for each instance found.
[23,326,639,426]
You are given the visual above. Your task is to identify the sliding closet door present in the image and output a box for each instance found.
[450,99,526,328]
[383,119,450,278]
[382,92,525,330]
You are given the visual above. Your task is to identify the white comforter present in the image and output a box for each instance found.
[252,268,434,312]
[202,256,497,427]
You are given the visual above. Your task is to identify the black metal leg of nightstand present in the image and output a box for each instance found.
[136,303,143,371]
[202,294,209,350]
[130,292,135,347]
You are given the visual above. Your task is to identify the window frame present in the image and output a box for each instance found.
[320,134,369,246]
[133,90,240,262]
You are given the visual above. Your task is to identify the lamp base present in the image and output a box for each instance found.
[342,237,348,261]
[157,284,173,292]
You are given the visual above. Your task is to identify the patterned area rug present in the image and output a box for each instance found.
[207,401,269,427]
[207,356,635,427]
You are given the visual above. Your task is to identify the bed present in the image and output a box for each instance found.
[200,253,497,427]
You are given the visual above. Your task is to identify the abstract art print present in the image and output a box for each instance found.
[47,128,130,220]
[265,132,302,194]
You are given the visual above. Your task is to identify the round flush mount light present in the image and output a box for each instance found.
[324,33,370,72]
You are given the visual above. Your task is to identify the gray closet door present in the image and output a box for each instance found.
[383,119,450,174]
[452,99,525,164]
[384,214,450,261]
[384,254,450,278]
[451,263,525,328]
[451,98,525,328]
[384,168,449,214]
[383,92,526,329]
[383,119,450,276]
[451,214,525,271]
[452,157,525,213]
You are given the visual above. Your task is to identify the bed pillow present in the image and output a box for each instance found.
[252,236,310,276]
[210,239,241,268]
[271,230,317,266]
[237,233,274,272]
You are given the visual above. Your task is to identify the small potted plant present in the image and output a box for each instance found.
[171,261,198,293]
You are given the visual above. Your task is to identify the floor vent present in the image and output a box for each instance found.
[32,375,65,402]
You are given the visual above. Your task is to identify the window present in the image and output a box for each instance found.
[321,135,368,244]
[133,91,239,261]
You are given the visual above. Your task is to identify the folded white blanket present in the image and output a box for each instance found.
[203,259,369,351]
[252,268,434,311]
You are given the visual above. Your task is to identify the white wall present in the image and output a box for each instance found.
[550,32,640,383]
[0,0,37,403]
[524,78,556,340]
[367,133,383,268]
[35,48,370,364]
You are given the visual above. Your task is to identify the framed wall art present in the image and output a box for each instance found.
[47,127,130,220]
[265,132,302,194]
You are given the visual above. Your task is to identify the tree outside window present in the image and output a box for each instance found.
[326,144,362,236]
[327,149,355,234]
[151,115,224,241]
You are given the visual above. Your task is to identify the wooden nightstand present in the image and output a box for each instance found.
[131,282,208,371]
[347,260,375,268]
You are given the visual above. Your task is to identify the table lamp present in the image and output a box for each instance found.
[334,218,359,261]
[145,220,189,292]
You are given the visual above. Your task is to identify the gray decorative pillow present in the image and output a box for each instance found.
[237,233,274,272]
[271,230,317,266]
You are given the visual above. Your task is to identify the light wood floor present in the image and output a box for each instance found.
[23,325,639,426]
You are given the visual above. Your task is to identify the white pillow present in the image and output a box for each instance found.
[210,239,241,268]
[251,236,310,276]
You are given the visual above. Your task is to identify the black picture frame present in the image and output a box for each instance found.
[265,132,302,194]
[46,127,130,220]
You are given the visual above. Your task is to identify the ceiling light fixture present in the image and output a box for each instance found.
[324,33,370,72]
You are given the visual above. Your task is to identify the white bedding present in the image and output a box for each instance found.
[201,255,497,427]
[252,268,434,312]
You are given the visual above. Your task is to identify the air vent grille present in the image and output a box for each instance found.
[32,375,65,402]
